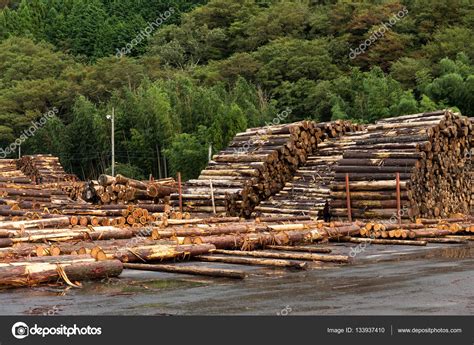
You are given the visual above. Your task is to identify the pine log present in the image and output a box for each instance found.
[0,259,123,288]
[211,249,349,263]
[195,255,307,269]
[123,263,246,279]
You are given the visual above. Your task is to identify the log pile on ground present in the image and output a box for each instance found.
[330,110,473,219]
[0,159,72,207]
[61,180,89,201]
[0,160,31,183]
[0,183,71,208]
[84,174,176,205]
[254,124,366,217]
[16,154,76,183]
[0,204,472,288]
[63,204,163,227]
[0,111,473,289]
[172,120,361,218]
[356,217,474,242]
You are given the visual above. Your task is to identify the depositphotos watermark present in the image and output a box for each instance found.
[11,321,102,339]
[0,107,58,159]
[277,305,293,316]
[116,7,175,58]
[349,7,408,60]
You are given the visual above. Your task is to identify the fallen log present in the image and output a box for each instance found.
[0,228,135,248]
[112,244,217,263]
[123,263,246,279]
[416,237,468,244]
[265,245,332,253]
[195,255,307,269]
[0,259,123,288]
[0,217,70,229]
[443,235,474,241]
[211,249,349,263]
[410,229,452,237]
[333,237,427,246]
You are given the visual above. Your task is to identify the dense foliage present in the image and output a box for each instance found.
[0,0,473,179]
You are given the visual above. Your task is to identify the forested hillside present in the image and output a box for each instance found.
[0,0,473,180]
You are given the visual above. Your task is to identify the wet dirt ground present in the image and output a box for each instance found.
[1,242,472,315]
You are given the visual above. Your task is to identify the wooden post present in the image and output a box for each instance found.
[345,173,352,222]
[177,172,183,213]
[209,179,216,214]
[396,172,401,227]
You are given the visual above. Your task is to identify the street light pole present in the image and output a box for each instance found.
[107,108,115,176]
[111,107,115,176]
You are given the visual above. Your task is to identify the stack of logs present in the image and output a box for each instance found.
[16,154,76,183]
[359,217,474,239]
[172,120,359,218]
[63,204,166,227]
[0,209,473,288]
[330,110,473,219]
[84,174,176,205]
[254,123,366,217]
[0,160,30,184]
[0,159,72,207]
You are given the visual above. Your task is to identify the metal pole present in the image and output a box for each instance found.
[18,144,21,159]
[208,143,212,162]
[345,173,352,222]
[111,107,115,176]
[396,172,401,227]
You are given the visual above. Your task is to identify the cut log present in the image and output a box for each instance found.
[195,255,307,269]
[0,259,123,288]
[112,244,216,263]
[123,263,246,279]
[265,245,332,253]
[211,249,349,263]
[334,237,427,246]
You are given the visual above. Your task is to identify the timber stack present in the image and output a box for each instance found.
[16,154,76,183]
[86,174,176,205]
[0,160,31,184]
[357,216,474,240]
[172,120,359,218]
[330,110,473,219]
[254,124,366,217]
[0,183,71,208]
[63,204,164,227]
[0,208,472,288]
[0,159,72,208]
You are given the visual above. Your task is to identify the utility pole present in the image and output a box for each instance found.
[107,108,115,176]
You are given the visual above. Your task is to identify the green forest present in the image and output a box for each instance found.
[0,0,473,180]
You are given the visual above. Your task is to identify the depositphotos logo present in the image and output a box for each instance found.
[12,321,102,339]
